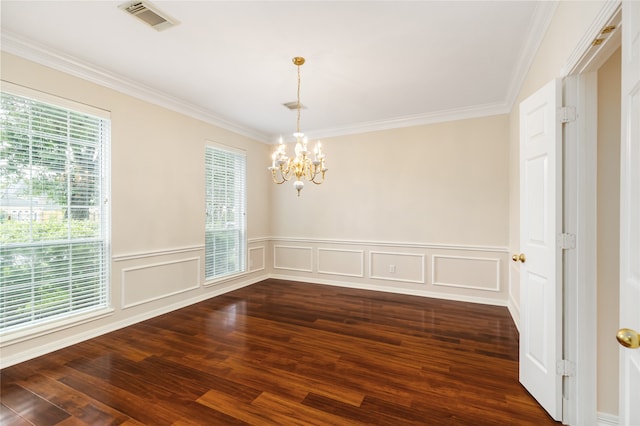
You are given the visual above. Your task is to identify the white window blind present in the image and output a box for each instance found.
[0,88,110,333]
[205,145,246,280]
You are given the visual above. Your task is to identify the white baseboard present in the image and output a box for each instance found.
[597,412,618,426]
[507,295,520,332]
[269,274,508,307]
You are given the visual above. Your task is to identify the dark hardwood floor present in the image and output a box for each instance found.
[1,279,558,425]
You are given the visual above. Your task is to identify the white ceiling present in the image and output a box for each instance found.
[0,1,556,143]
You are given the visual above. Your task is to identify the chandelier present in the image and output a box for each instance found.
[268,56,327,196]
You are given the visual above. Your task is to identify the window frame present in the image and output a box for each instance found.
[0,82,112,345]
[204,142,247,283]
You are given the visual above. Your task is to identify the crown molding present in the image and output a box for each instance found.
[298,101,511,142]
[505,1,559,111]
[3,6,554,146]
[274,2,558,142]
[1,30,271,144]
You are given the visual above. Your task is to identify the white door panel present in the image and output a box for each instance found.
[519,79,562,421]
[619,1,640,423]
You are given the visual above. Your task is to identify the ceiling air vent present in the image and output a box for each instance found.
[118,1,178,31]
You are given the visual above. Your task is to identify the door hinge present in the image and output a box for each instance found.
[560,106,577,123]
[557,233,576,249]
[556,360,575,377]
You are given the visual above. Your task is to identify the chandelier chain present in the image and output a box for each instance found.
[296,63,301,134]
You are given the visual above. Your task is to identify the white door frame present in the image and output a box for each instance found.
[562,72,599,426]
[561,2,621,424]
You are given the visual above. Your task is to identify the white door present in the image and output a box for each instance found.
[618,1,640,423]
[518,79,563,421]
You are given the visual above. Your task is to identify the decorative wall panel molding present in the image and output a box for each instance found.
[432,255,501,292]
[249,246,265,272]
[317,248,365,278]
[269,238,509,304]
[369,251,425,284]
[273,245,313,272]
[269,237,507,252]
[113,245,203,262]
[122,257,200,309]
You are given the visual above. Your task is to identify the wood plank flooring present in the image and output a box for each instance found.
[1,279,558,425]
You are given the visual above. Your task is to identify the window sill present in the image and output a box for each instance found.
[203,270,250,287]
[0,307,114,347]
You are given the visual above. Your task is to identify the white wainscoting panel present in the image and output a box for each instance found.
[273,245,313,272]
[268,238,509,306]
[317,248,364,278]
[369,251,425,284]
[122,257,200,309]
[432,255,501,292]
[248,246,265,272]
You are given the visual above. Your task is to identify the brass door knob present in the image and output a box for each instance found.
[616,328,640,349]
[512,253,526,263]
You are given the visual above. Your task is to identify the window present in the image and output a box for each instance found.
[0,85,110,335]
[205,144,246,280]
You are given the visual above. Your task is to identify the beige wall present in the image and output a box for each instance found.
[0,52,272,366]
[267,116,511,305]
[271,115,509,246]
[597,47,621,416]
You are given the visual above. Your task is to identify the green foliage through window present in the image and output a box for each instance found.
[0,88,110,332]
